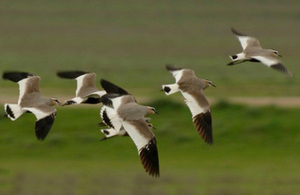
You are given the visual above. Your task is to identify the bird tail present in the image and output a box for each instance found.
[228,53,246,65]
[4,104,25,121]
[162,84,179,95]
[100,128,126,140]
[229,54,238,61]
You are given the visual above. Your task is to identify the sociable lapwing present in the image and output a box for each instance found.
[3,71,61,140]
[162,65,215,144]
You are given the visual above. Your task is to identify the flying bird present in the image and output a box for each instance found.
[228,28,292,76]
[56,71,106,105]
[162,65,215,144]
[99,105,154,140]
[100,79,159,177]
[3,71,61,140]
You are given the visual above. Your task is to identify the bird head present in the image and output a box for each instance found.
[147,106,158,115]
[203,79,216,89]
[270,49,282,57]
[50,97,62,106]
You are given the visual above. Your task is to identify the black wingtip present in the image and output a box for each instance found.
[139,138,160,177]
[100,93,123,107]
[35,113,56,141]
[2,71,34,82]
[231,27,247,36]
[271,63,293,77]
[193,112,213,144]
[56,71,89,79]
[165,64,182,72]
[100,79,130,95]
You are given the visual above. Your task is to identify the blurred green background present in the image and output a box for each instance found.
[1,0,300,194]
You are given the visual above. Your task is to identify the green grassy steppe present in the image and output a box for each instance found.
[1,101,300,194]
[1,0,300,194]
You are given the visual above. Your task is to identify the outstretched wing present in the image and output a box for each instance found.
[122,120,159,177]
[18,76,41,104]
[100,105,122,131]
[100,79,130,95]
[165,65,184,82]
[24,106,56,141]
[57,71,100,98]
[231,28,261,50]
[181,90,213,144]
[2,71,34,82]
[56,71,89,79]
[251,55,292,76]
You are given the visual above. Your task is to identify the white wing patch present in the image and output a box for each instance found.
[251,55,279,67]
[24,107,56,120]
[111,96,125,110]
[85,90,106,98]
[122,120,150,151]
[237,36,261,50]
[171,70,184,82]
[181,91,208,118]
[75,74,86,96]
[17,77,40,104]
[236,36,251,50]
[18,79,28,103]
[69,97,85,104]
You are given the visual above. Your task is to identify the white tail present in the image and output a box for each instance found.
[4,104,25,121]
[162,84,179,95]
[100,106,123,131]
[229,53,245,61]
[100,128,126,139]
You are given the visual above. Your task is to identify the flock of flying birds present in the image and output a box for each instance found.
[2,28,293,177]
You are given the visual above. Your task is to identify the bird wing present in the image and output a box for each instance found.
[2,71,34,82]
[251,55,292,76]
[56,70,88,79]
[75,73,99,97]
[84,90,106,98]
[166,65,184,82]
[231,28,261,50]
[24,104,56,120]
[181,90,213,144]
[122,119,159,177]
[100,79,130,95]
[23,106,56,141]
[110,95,136,111]
[100,106,123,131]
[18,76,41,104]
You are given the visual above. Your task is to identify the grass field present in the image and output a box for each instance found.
[1,0,300,194]
[1,100,300,194]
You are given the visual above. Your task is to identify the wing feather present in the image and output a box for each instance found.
[122,120,159,177]
[34,112,56,141]
[231,28,261,50]
[181,91,213,144]
[100,106,122,131]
